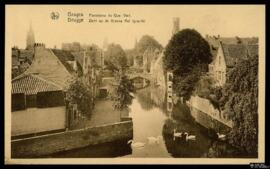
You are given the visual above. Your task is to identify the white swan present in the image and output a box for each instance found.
[147,136,162,144]
[173,129,182,141]
[184,132,196,141]
[217,133,226,140]
[127,140,145,148]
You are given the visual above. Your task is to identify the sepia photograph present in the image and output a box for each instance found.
[4,4,266,164]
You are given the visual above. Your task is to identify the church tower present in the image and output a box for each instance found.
[172,17,180,36]
[26,22,35,50]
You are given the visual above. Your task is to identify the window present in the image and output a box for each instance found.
[12,93,26,111]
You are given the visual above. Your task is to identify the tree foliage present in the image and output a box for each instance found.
[135,35,163,54]
[163,29,212,99]
[104,43,127,70]
[65,76,93,116]
[112,75,135,110]
[163,29,211,74]
[220,55,258,155]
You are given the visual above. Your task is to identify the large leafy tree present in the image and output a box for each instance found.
[163,29,211,74]
[220,55,258,155]
[163,29,212,99]
[65,76,93,117]
[104,43,128,70]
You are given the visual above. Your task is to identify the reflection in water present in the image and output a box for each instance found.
[127,86,251,158]
[48,85,253,158]
[162,108,211,158]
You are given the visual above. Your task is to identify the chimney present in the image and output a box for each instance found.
[34,43,46,55]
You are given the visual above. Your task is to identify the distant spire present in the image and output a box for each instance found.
[26,20,35,50]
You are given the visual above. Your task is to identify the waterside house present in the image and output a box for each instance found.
[11,43,79,139]
[206,36,258,86]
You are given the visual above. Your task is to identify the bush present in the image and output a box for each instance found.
[220,56,258,155]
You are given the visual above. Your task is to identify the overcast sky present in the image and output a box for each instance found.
[6,5,265,50]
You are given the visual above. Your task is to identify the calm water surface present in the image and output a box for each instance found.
[49,86,252,158]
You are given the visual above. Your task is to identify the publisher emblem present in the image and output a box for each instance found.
[51,12,59,20]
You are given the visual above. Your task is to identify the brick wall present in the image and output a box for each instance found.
[11,120,133,158]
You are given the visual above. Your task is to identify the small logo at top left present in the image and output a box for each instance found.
[51,12,60,20]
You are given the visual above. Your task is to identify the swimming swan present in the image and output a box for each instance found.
[127,140,145,148]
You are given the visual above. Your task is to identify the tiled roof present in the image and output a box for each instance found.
[206,36,258,48]
[206,36,258,61]
[221,43,258,67]
[19,49,34,60]
[15,48,72,88]
[247,44,259,57]
[12,74,61,95]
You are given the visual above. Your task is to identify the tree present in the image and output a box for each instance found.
[163,29,211,74]
[163,29,212,99]
[65,76,93,117]
[104,43,127,70]
[125,49,135,66]
[112,75,135,110]
[220,55,258,155]
[135,35,163,54]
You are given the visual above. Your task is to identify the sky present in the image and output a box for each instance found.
[6,5,265,50]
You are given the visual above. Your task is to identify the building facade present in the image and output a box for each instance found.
[209,41,258,86]
[11,43,78,138]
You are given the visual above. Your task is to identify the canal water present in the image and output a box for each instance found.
[49,85,254,158]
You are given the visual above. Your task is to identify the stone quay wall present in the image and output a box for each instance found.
[11,120,133,158]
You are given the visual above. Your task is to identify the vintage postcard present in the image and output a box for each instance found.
[5,5,266,164]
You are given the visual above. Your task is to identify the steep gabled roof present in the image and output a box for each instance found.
[14,48,72,88]
[51,49,75,74]
[221,43,258,68]
[206,36,258,61]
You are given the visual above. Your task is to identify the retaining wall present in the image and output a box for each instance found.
[11,120,133,158]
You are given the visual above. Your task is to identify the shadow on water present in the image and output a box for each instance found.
[162,103,211,158]
[41,139,132,158]
[161,102,255,158]
[40,86,257,158]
